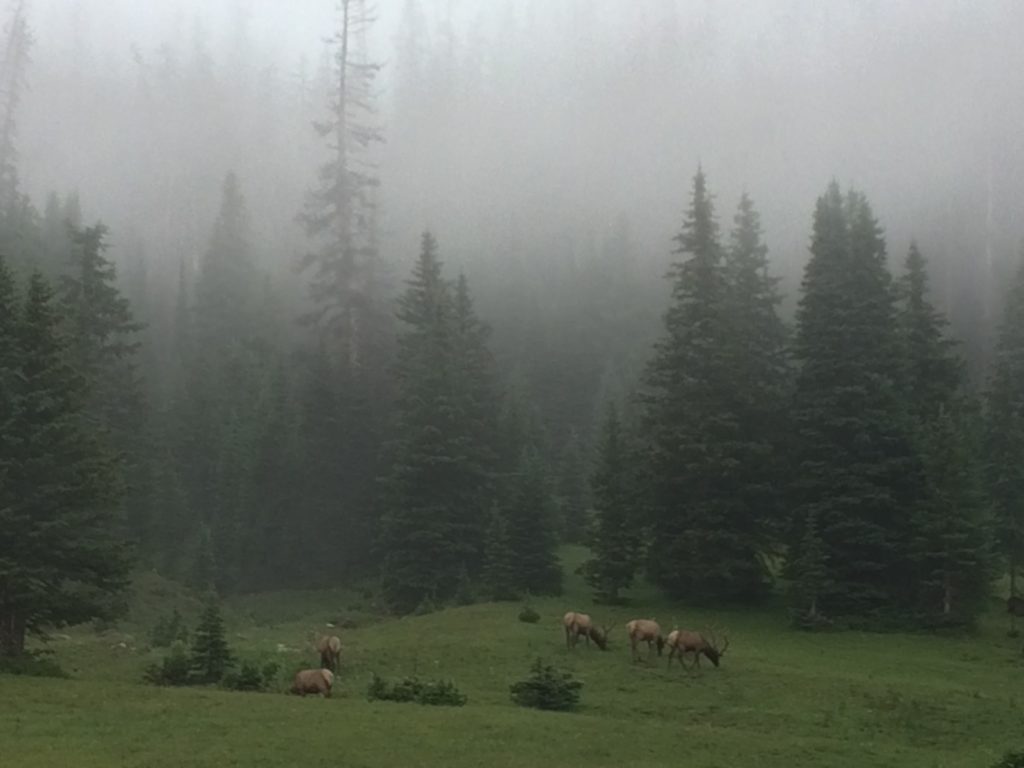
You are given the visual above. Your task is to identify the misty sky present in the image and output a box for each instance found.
[15,0,1024,315]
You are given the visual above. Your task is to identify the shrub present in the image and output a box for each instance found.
[518,605,541,624]
[510,658,582,712]
[0,651,68,678]
[366,673,467,706]
[994,751,1024,768]
[222,661,273,692]
[150,609,189,648]
[143,641,191,686]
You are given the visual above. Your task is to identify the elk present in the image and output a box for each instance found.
[665,627,729,671]
[291,668,334,698]
[1008,596,1024,617]
[625,619,665,662]
[316,634,342,672]
[563,611,610,650]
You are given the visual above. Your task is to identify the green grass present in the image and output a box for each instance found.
[2,547,1023,767]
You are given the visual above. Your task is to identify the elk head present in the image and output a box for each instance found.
[703,626,729,667]
[589,624,612,650]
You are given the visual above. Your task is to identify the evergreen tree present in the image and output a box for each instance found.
[189,599,233,684]
[898,242,963,421]
[0,1,32,211]
[789,184,919,620]
[581,404,641,603]
[0,272,130,657]
[555,430,590,544]
[641,168,766,601]
[986,254,1024,602]
[724,192,791,548]
[910,407,991,624]
[482,505,518,600]
[502,449,562,596]
[380,233,465,612]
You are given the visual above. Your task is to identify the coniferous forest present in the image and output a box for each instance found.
[4,0,1024,664]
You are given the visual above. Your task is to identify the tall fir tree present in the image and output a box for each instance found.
[502,448,563,596]
[0,272,130,657]
[897,242,990,623]
[0,1,31,212]
[555,429,590,544]
[788,184,919,621]
[380,233,468,612]
[724,192,791,549]
[581,404,641,603]
[986,253,1024,603]
[641,168,767,601]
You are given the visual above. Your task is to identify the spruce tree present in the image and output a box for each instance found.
[724,192,790,548]
[986,255,1024,603]
[555,430,590,544]
[380,233,464,612]
[502,449,562,596]
[789,184,918,620]
[189,599,233,684]
[581,404,641,603]
[0,272,130,657]
[910,407,991,624]
[897,242,989,623]
[483,505,518,601]
[641,168,766,601]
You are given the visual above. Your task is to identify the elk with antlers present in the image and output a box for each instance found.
[625,619,665,662]
[665,626,729,671]
[563,611,610,650]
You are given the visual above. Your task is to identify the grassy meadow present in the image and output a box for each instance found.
[2,547,1023,767]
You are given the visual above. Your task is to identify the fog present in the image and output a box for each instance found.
[12,0,1024,372]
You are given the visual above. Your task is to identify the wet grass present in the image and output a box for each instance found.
[2,547,1023,767]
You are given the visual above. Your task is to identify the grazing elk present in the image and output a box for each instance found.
[625,619,665,662]
[291,668,334,698]
[563,611,610,651]
[1008,596,1024,617]
[665,627,729,671]
[316,634,342,672]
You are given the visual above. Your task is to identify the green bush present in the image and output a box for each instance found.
[150,609,189,648]
[143,641,191,686]
[510,658,583,712]
[0,651,68,678]
[994,751,1024,768]
[222,661,273,692]
[366,673,467,706]
[518,605,541,624]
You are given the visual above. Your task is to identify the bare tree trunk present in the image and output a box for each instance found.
[942,572,952,616]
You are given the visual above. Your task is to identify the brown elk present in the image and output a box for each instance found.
[665,627,729,671]
[1008,596,1024,617]
[316,634,342,672]
[625,619,665,662]
[563,611,610,650]
[291,668,334,698]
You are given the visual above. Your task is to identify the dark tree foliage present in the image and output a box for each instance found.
[188,599,233,685]
[380,234,502,612]
[986,254,1024,602]
[581,404,642,603]
[789,184,919,621]
[555,429,590,544]
[483,505,518,601]
[501,449,562,596]
[897,242,990,624]
[0,270,130,657]
[642,168,769,602]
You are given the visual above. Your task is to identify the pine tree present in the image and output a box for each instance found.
[483,506,518,601]
[189,599,233,684]
[897,242,989,623]
[503,449,562,596]
[555,430,590,544]
[581,404,641,603]
[789,184,919,620]
[0,272,130,657]
[724,192,791,549]
[380,233,464,612]
[898,242,963,421]
[910,407,991,624]
[0,1,32,211]
[641,168,765,601]
[986,254,1024,604]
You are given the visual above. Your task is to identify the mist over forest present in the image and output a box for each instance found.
[4,0,1024,651]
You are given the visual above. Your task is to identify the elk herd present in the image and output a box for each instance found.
[290,634,343,698]
[567,612,730,671]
